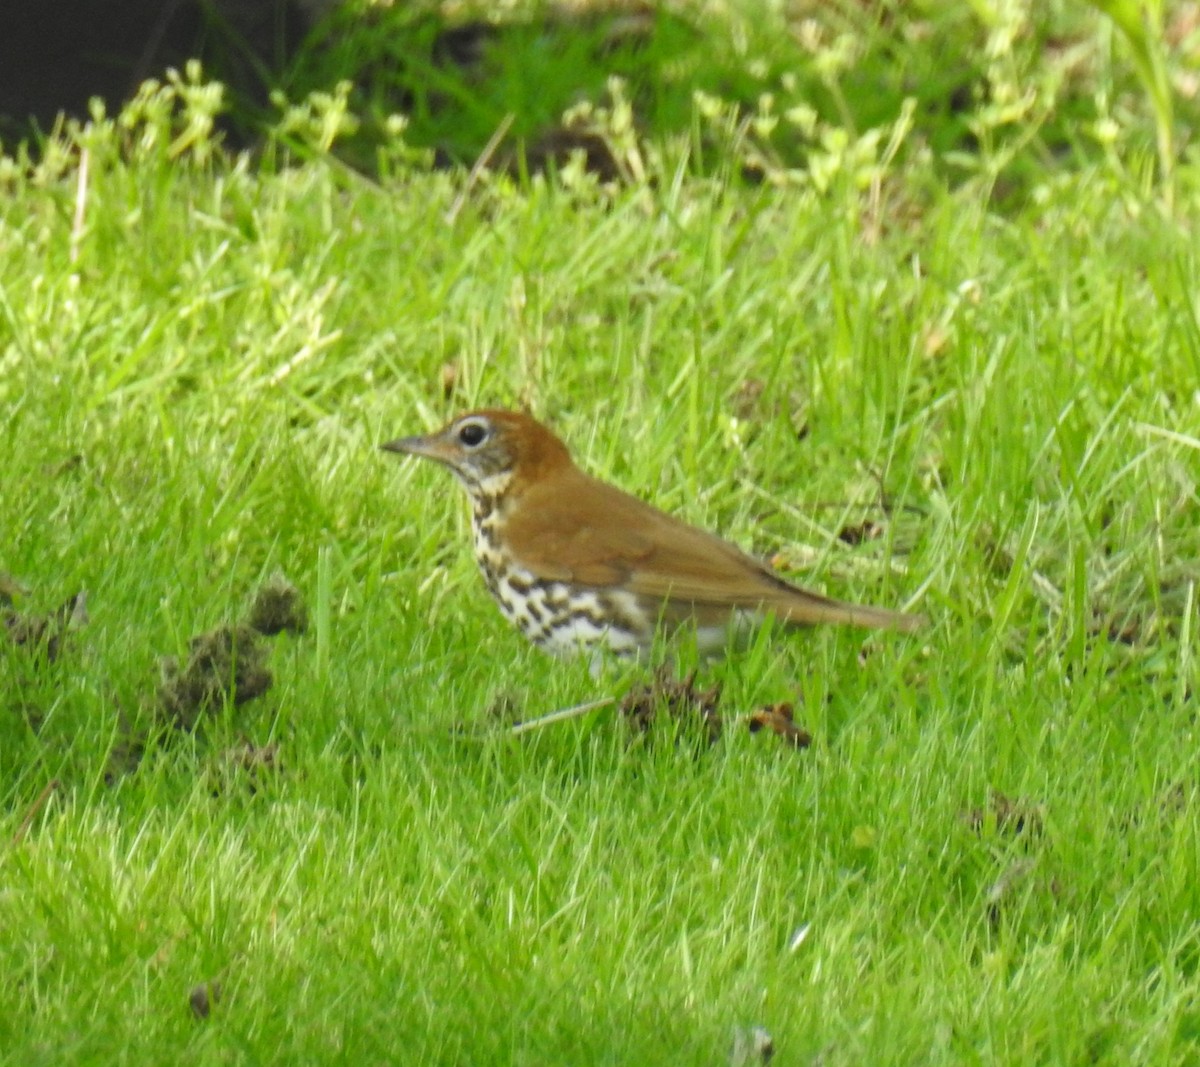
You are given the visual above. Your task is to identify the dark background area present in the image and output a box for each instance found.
[0,0,317,143]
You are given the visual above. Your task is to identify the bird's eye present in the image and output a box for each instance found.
[458,421,488,447]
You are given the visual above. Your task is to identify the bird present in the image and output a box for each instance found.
[382,409,923,659]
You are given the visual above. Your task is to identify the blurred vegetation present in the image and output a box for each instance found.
[267,0,1196,206]
[7,1,1195,209]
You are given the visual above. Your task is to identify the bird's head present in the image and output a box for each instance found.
[382,409,572,497]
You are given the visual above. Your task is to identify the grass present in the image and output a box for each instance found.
[3,2,1200,1063]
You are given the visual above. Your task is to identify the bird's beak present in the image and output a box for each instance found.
[380,432,449,465]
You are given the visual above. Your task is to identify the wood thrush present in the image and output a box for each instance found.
[383,410,922,657]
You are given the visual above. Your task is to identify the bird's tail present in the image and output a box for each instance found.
[769,587,925,633]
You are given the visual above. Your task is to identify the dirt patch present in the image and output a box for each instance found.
[157,574,308,731]
[103,575,308,783]
[158,624,273,731]
[246,574,308,636]
[2,587,88,663]
[619,667,722,746]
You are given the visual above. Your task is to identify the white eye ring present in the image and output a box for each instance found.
[457,419,489,447]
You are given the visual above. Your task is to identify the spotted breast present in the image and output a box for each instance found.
[470,481,649,656]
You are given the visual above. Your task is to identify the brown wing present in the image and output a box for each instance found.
[505,471,921,632]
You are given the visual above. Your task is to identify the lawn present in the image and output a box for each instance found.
[3,2,1200,1063]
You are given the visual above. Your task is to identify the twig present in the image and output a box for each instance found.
[444,112,515,226]
[510,696,614,736]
